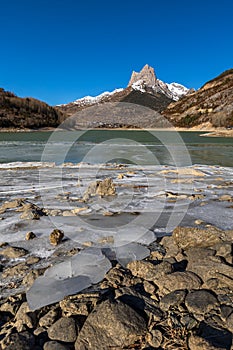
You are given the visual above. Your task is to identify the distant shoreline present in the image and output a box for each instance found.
[0,126,233,137]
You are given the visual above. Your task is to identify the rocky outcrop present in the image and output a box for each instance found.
[128,64,157,87]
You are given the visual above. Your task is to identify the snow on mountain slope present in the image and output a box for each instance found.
[166,82,190,101]
[72,88,124,106]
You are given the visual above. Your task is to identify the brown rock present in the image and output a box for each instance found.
[47,317,77,343]
[2,262,29,278]
[20,209,41,220]
[159,290,187,311]
[49,229,64,246]
[226,312,233,332]
[160,235,180,258]
[145,329,163,348]
[83,177,116,202]
[39,308,59,328]
[0,246,28,258]
[156,271,202,295]
[25,231,36,240]
[44,341,70,350]
[173,226,223,249]
[0,199,24,214]
[185,290,219,318]
[75,300,147,350]
[127,260,173,282]
[188,334,223,350]
[14,302,36,332]
[186,248,233,287]
[0,331,35,350]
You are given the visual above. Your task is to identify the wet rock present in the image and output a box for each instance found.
[25,231,36,240]
[145,329,163,348]
[43,341,70,350]
[0,246,28,258]
[1,331,35,350]
[47,317,77,342]
[83,177,116,201]
[39,308,59,328]
[75,300,146,350]
[185,290,219,319]
[159,290,187,311]
[173,226,223,249]
[49,229,64,246]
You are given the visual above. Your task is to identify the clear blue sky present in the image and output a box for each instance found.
[0,0,233,105]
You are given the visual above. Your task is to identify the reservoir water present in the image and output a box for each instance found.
[0,130,233,167]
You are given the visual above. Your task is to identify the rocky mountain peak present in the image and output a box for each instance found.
[128,64,157,87]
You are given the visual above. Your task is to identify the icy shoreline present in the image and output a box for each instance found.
[0,162,233,301]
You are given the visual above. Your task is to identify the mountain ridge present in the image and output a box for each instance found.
[163,68,233,128]
[59,65,191,115]
[0,66,232,130]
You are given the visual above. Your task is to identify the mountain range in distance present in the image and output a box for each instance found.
[58,64,193,116]
[0,65,232,130]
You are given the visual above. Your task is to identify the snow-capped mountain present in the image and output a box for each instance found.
[58,65,193,116]
[128,64,191,101]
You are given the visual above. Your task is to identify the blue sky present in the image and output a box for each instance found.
[0,0,233,105]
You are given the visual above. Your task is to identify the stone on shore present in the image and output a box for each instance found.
[47,317,77,343]
[0,246,28,258]
[173,226,223,249]
[49,229,64,245]
[75,300,146,350]
[82,177,116,201]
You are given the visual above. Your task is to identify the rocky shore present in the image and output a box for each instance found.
[0,225,232,350]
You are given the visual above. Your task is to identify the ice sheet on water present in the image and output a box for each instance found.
[27,248,112,310]
[26,243,150,310]
[189,202,233,230]
[113,242,150,267]
[27,275,91,311]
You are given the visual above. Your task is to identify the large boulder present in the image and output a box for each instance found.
[75,299,146,350]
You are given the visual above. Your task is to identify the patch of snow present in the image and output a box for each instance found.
[70,88,124,106]
[166,82,190,101]
[131,80,146,93]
